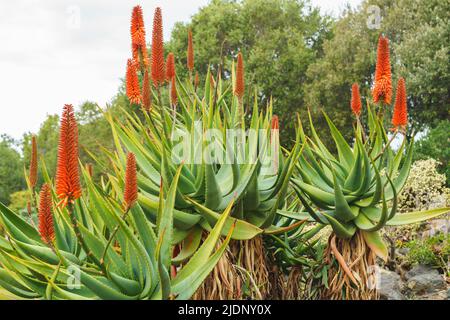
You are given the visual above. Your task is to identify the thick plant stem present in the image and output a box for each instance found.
[320,231,379,300]
[193,236,272,300]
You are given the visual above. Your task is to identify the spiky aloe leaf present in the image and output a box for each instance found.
[188,198,263,240]
[171,199,235,299]
[361,230,388,261]
[386,207,450,226]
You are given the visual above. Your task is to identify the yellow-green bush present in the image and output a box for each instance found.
[398,159,449,212]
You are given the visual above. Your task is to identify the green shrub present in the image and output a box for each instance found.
[8,190,29,212]
[414,120,450,185]
[398,159,449,212]
[405,233,449,276]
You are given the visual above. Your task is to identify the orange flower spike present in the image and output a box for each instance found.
[234,52,245,100]
[372,35,392,104]
[142,69,152,111]
[392,77,408,130]
[130,5,147,65]
[187,29,194,71]
[194,72,200,89]
[55,104,82,206]
[38,184,55,244]
[271,115,279,130]
[351,83,362,117]
[124,152,138,210]
[151,7,165,86]
[29,135,38,188]
[126,59,141,105]
[166,52,176,80]
[170,76,178,106]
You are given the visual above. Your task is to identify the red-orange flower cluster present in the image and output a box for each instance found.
[124,152,138,209]
[234,53,245,99]
[38,184,54,244]
[56,104,82,206]
[29,135,38,188]
[166,52,176,80]
[126,59,141,104]
[131,5,148,66]
[271,115,279,130]
[194,72,200,89]
[187,29,194,72]
[392,77,408,129]
[170,76,178,106]
[351,83,362,117]
[372,36,392,104]
[151,7,165,86]
[142,69,152,111]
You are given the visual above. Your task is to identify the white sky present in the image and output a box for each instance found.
[0,0,362,139]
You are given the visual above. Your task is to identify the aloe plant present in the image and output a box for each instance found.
[279,105,449,299]
[0,159,234,300]
[99,69,303,298]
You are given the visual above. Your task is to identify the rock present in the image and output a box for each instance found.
[405,264,446,294]
[378,269,404,300]
[420,218,449,238]
[397,247,410,256]
[420,290,448,300]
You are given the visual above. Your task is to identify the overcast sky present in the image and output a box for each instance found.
[0,0,362,140]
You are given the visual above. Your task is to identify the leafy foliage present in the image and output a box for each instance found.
[0,135,25,205]
[398,159,449,212]
[167,0,332,145]
[413,121,450,185]
[305,0,450,144]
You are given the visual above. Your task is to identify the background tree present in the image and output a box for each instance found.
[0,135,25,205]
[167,0,332,144]
[22,101,115,186]
[304,0,449,144]
[413,120,450,185]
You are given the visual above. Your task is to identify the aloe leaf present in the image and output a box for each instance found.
[343,143,362,192]
[322,212,356,239]
[293,186,328,224]
[384,139,414,200]
[204,161,222,210]
[172,199,235,285]
[77,270,136,300]
[0,203,41,244]
[361,230,388,261]
[276,210,315,221]
[188,198,262,240]
[386,207,450,226]
[172,203,235,299]
[138,192,201,230]
[172,227,202,265]
[333,170,358,222]
[0,269,38,299]
[158,164,183,270]
[323,111,354,169]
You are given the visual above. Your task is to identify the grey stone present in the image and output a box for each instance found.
[397,247,410,256]
[405,265,446,294]
[378,269,404,300]
[420,290,448,300]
